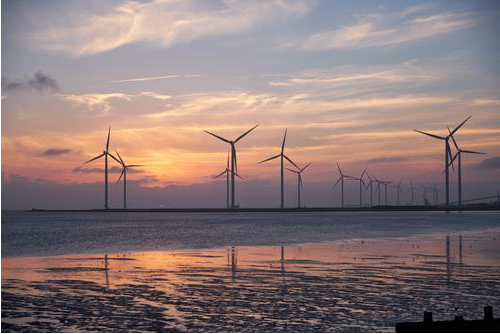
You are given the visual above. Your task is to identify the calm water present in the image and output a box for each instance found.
[2,210,500,257]
[2,231,500,332]
[2,211,500,332]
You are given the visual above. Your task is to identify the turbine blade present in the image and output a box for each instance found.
[213,170,227,179]
[449,115,472,137]
[281,128,287,153]
[234,124,259,143]
[126,164,144,168]
[299,174,304,190]
[117,168,124,184]
[235,172,244,180]
[227,151,230,169]
[447,142,455,172]
[414,129,445,140]
[333,177,341,189]
[284,155,299,169]
[84,153,105,164]
[204,130,231,143]
[447,127,460,151]
[336,162,343,175]
[106,126,111,151]
[108,152,122,165]
[232,145,238,174]
[259,154,281,164]
[461,150,485,155]
[285,167,299,173]
[361,167,367,178]
[301,162,312,172]
[115,150,125,166]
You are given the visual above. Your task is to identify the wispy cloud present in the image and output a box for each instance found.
[57,93,132,113]
[110,74,204,83]
[33,0,311,57]
[300,6,476,50]
[477,156,500,169]
[57,91,171,113]
[40,148,72,157]
[73,166,144,174]
[364,156,407,164]
[2,71,59,93]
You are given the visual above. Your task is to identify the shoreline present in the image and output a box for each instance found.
[25,205,500,212]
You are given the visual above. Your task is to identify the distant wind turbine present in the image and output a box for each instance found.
[448,128,485,207]
[333,163,356,208]
[364,171,375,207]
[205,124,259,208]
[115,150,143,209]
[414,116,471,206]
[286,162,312,208]
[406,180,419,206]
[213,151,243,209]
[259,129,299,208]
[84,126,121,209]
[390,178,404,205]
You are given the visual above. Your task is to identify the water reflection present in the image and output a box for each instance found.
[2,231,500,332]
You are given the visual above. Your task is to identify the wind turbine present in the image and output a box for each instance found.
[414,116,471,207]
[431,184,440,205]
[448,128,485,207]
[350,168,367,207]
[371,174,383,206]
[115,150,143,209]
[286,162,312,208]
[259,129,299,208]
[406,180,419,206]
[364,171,375,207]
[390,178,404,205]
[205,124,259,208]
[381,180,392,205]
[333,163,356,208]
[84,126,121,209]
[213,151,243,209]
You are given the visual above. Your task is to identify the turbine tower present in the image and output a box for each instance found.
[84,126,121,209]
[414,116,471,207]
[213,151,243,209]
[205,124,259,208]
[448,129,485,207]
[259,129,299,208]
[286,162,312,208]
[333,163,356,208]
[115,150,143,209]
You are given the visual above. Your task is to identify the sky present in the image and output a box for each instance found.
[2,0,500,209]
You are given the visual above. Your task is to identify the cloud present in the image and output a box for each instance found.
[477,156,500,169]
[300,6,475,50]
[110,74,204,83]
[364,156,407,164]
[32,0,311,56]
[2,71,59,92]
[40,148,73,157]
[72,166,144,174]
[57,91,172,113]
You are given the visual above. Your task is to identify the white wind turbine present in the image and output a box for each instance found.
[259,129,299,208]
[205,124,259,208]
[84,126,121,209]
[286,162,312,208]
[115,150,144,209]
[213,151,243,209]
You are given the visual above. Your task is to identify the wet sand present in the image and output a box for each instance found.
[2,230,500,332]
